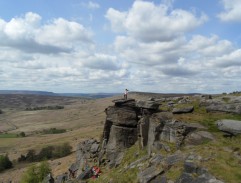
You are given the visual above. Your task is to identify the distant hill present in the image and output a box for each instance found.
[0,90,121,99]
[58,93,121,98]
[0,90,56,96]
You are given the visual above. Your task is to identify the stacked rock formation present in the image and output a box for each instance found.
[99,98,213,168]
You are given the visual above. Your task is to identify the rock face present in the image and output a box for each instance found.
[101,99,140,168]
[68,139,100,178]
[136,99,161,110]
[201,96,241,114]
[100,98,214,167]
[216,119,241,136]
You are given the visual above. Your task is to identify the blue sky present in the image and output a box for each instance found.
[0,0,241,93]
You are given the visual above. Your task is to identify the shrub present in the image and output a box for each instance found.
[20,161,51,183]
[19,132,26,137]
[25,149,37,162]
[19,143,72,163]
[53,143,72,158]
[0,155,12,172]
[42,128,66,134]
[38,146,54,160]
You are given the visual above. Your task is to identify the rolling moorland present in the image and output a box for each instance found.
[0,93,117,182]
[0,92,241,182]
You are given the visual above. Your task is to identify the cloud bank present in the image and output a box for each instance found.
[1,1,241,93]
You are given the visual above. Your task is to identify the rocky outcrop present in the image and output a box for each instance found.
[67,139,100,178]
[201,96,241,114]
[106,125,137,167]
[136,99,161,110]
[101,99,141,168]
[147,115,201,155]
[216,119,241,136]
[100,98,216,167]
[206,103,241,114]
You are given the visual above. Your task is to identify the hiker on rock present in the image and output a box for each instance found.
[124,89,129,100]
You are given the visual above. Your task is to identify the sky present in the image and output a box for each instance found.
[0,0,241,93]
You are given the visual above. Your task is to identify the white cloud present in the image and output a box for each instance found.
[106,1,208,42]
[36,18,92,47]
[0,12,93,54]
[87,1,100,9]
[218,0,241,22]
[79,53,121,71]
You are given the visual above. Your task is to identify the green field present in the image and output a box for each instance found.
[0,133,18,138]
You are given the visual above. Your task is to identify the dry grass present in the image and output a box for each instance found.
[0,94,121,182]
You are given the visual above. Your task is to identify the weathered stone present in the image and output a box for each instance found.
[107,125,137,150]
[172,106,194,114]
[106,151,125,168]
[176,154,224,183]
[138,166,164,183]
[112,99,136,107]
[185,131,215,145]
[147,113,198,154]
[149,154,164,166]
[176,172,194,183]
[90,143,99,154]
[56,173,68,183]
[136,100,160,110]
[216,119,241,136]
[124,156,149,171]
[138,116,150,148]
[106,106,137,127]
[165,152,184,166]
[206,103,241,114]
[150,174,167,183]
[105,125,137,168]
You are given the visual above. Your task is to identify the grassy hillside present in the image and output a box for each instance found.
[0,93,241,182]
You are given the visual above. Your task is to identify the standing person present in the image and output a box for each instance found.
[124,89,129,100]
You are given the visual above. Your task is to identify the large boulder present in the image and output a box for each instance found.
[206,104,241,114]
[147,113,198,154]
[138,166,164,183]
[172,106,194,114]
[112,99,136,107]
[216,119,241,136]
[106,106,137,127]
[185,131,215,145]
[136,100,160,110]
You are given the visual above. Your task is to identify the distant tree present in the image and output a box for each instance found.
[0,155,13,172]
